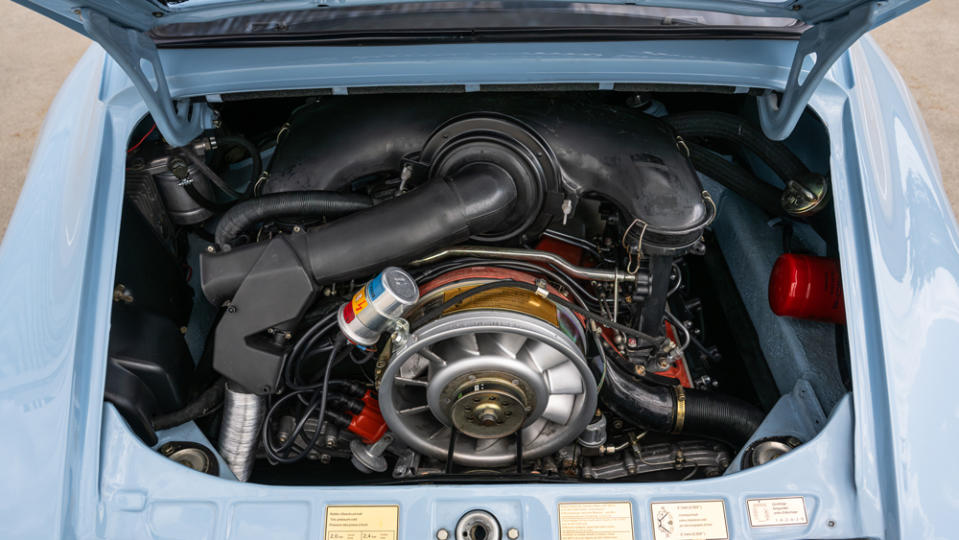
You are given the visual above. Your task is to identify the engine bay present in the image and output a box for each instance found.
[109,91,845,486]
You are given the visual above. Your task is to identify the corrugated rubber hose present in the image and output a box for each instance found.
[665,111,811,184]
[684,142,785,217]
[215,191,373,248]
[591,353,763,449]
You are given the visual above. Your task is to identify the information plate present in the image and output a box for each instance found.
[558,501,634,540]
[324,505,399,540]
[746,497,808,528]
[649,500,728,540]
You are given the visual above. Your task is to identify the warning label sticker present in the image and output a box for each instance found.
[351,288,369,315]
[650,500,728,540]
[746,497,808,528]
[558,501,634,540]
[324,505,398,540]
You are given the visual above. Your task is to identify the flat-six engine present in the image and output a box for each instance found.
[116,93,831,484]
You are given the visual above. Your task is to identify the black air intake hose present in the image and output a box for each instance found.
[592,353,763,448]
[684,142,785,217]
[201,162,519,304]
[152,378,226,431]
[214,191,373,248]
[666,111,811,185]
[594,353,675,433]
[681,387,766,447]
[667,111,833,236]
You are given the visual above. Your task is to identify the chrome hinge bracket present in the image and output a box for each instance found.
[758,3,877,141]
[82,9,209,147]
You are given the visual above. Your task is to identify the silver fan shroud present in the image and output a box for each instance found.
[378,309,597,467]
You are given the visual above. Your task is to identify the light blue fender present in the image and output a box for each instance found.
[0,45,112,538]
[838,34,959,540]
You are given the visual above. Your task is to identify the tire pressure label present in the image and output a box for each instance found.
[746,497,808,527]
[324,505,398,540]
[649,500,728,540]
[558,501,633,540]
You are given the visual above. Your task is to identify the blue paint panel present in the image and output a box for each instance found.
[0,45,109,540]
[149,502,218,540]
[229,502,312,540]
[97,402,860,539]
[160,40,800,98]
[13,0,930,35]
[841,35,959,540]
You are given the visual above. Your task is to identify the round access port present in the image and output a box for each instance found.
[741,436,802,469]
[455,510,501,540]
[158,441,219,476]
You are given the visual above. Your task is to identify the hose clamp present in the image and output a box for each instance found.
[534,279,550,299]
[672,385,686,434]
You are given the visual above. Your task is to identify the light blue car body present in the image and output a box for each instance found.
[2,1,957,538]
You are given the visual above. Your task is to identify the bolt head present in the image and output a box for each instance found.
[507,528,520,539]
[436,529,450,540]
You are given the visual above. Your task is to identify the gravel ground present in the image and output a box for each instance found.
[0,1,953,239]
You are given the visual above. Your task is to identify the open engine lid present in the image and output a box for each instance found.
[14,0,928,143]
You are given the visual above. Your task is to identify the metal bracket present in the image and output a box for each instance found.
[82,9,209,147]
[758,3,877,141]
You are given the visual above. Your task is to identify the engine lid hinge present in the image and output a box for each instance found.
[757,3,877,141]
[82,9,210,147]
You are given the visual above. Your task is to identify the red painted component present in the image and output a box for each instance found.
[661,321,693,388]
[768,254,845,324]
[601,323,692,388]
[534,236,584,266]
[341,302,355,323]
[347,390,388,444]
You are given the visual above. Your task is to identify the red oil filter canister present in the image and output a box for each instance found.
[768,254,845,324]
